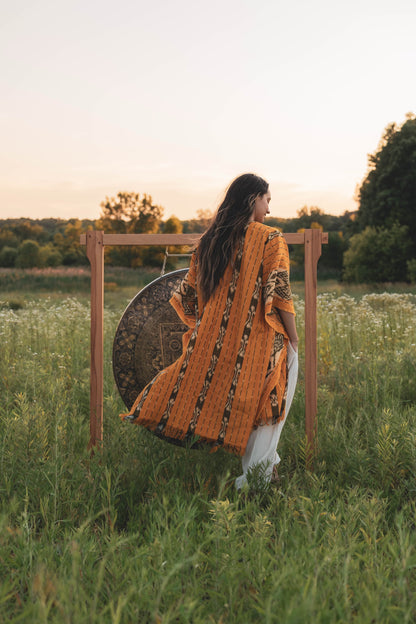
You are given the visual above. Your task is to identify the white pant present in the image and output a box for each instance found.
[235,342,298,489]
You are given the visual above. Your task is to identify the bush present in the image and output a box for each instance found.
[0,245,18,267]
[62,248,89,266]
[343,223,412,282]
[15,239,40,268]
[407,258,416,282]
[321,231,348,273]
[38,244,63,267]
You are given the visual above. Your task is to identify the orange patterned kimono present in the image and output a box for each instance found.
[122,221,295,456]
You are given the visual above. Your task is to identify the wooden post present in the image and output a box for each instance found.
[86,231,104,450]
[304,229,322,467]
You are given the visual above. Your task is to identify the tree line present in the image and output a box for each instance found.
[0,115,415,282]
[0,204,351,277]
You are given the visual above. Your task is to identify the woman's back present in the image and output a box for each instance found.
[124,221,295,455]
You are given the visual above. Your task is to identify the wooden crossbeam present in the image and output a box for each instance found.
[80,232,328,246]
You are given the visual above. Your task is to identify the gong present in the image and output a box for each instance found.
[113,269,189,410]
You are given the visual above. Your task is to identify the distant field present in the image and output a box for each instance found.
[1,273,416,621]
[1,265,415,308]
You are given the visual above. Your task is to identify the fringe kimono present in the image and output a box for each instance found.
[121,221,295,456]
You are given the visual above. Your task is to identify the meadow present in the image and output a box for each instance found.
[1,267,416,623]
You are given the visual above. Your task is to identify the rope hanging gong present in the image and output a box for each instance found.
[160,247,192,275]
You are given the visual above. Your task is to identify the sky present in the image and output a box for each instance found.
[1,0,415,222]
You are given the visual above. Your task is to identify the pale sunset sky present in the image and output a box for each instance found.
[1,0,415,221]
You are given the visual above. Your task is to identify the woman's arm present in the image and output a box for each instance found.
[279,309,299,351]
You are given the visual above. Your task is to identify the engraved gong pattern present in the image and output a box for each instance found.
[113,269,189,410]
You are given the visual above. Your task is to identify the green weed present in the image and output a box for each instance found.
[0,287,416,621]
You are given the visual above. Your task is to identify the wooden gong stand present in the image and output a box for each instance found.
[80,230,327,467]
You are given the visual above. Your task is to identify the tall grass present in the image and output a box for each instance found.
[0,287,416,622]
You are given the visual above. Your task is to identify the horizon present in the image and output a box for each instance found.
[0,179,358,222]
[0,195,357,224]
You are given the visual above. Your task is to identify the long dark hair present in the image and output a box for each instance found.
[197,173,269,304]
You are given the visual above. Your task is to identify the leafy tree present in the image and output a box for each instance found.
[163,216,183,251]
[182,209,213,233]
[98,192,163,233]
[163,216,182,234]
[96,192,164,267]
[39,244,63,267]
[407,259,416,282]
[0,246,18,267]
[16,240,41,268]
[159,215,189,271]
[343,223,412,282]
[0,218,94,267]
[59,220,89,265]
[0,228,19,251]
[321,232,348,273]
[13,221,46,243]
[357,114,416,257]
[295,206,325,229]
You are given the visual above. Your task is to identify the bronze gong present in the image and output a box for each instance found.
[113,269,189,411]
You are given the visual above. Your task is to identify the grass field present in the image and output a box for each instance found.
[1,268,416,622]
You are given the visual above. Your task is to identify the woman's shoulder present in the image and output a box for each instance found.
[248,222,284,240]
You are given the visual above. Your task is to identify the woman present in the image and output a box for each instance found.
[122,173,298,488]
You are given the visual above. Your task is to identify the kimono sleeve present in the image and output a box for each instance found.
[263,231,295,332]
[169,251,198,328]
